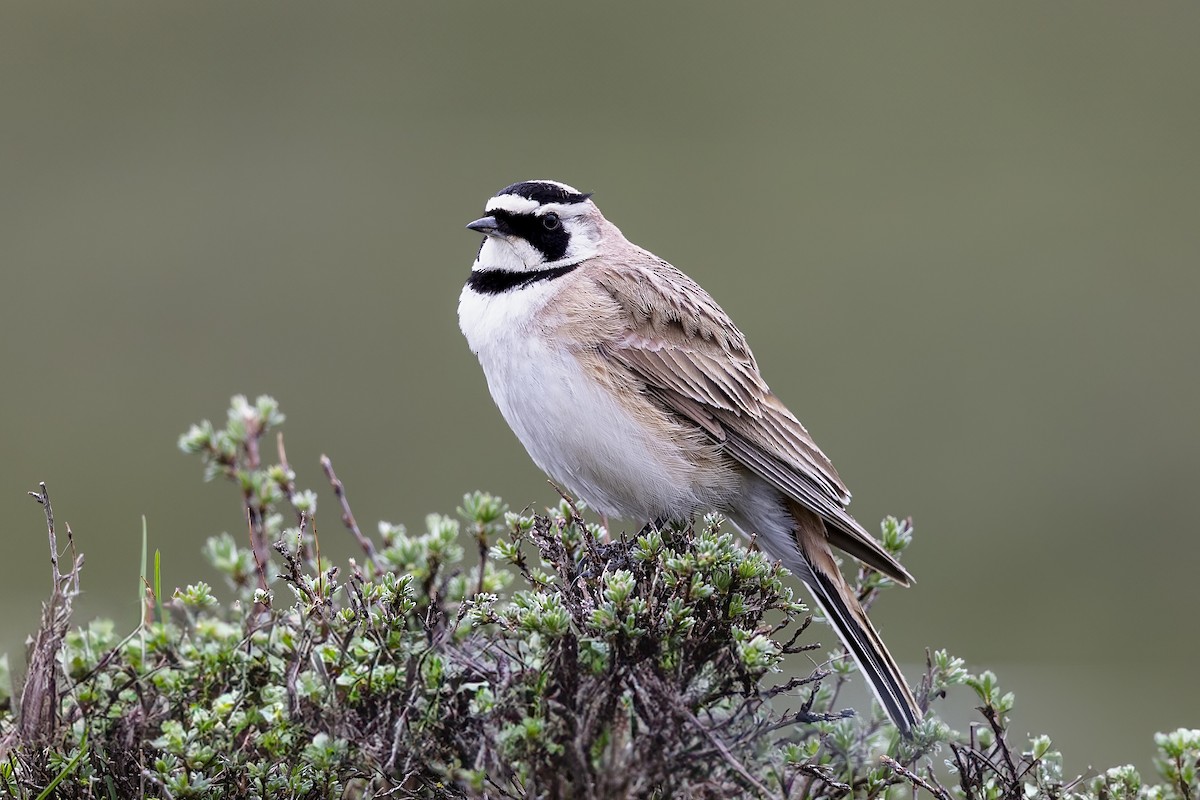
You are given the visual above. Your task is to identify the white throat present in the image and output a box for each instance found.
[473,237,554,273]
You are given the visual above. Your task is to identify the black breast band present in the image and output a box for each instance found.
[465,264,580,295]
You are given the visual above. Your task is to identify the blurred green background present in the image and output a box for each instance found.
[3,1,1197,773]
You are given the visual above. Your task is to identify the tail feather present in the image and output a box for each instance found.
[803,559,922,736]
[789,504,922,736]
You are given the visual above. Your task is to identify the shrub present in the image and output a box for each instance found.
[0,397,1195,799]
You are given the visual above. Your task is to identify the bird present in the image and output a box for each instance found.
[457,179,922,736]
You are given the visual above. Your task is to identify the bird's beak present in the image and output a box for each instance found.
[466,216,501,235]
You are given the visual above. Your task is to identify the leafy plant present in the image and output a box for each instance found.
[0,397,1195,799]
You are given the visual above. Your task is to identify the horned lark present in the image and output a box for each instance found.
[458,180,921,735]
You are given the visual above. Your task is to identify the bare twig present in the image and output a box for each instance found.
[321,454,377,565]
[28,482,58,582]
[982,704,1019,781]
[246,508,271,596]
[882,755,953,800]
[549,481,601,565]
[20,484,83,753]
[674,700,776,798]
[692,714,777,798]
[795,762,851,795]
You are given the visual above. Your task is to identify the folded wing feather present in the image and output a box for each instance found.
[592,260,913,586]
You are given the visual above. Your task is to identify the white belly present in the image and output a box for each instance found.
[459,282,715,521]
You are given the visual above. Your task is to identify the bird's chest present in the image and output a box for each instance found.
[458,284,705,520]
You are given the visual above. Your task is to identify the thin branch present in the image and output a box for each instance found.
[246,507,270,596]
[982,704,1019,781]
[20,483,83,753]
[676,703,777,799]
[28,482,58,582]
[321,454,378,565]
[881,755,952,800]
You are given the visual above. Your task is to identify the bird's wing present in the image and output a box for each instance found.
[590,258,913,585]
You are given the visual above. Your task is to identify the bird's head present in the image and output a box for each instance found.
[467,180,604,273]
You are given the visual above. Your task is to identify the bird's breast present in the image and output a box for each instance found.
[459,284,735,521]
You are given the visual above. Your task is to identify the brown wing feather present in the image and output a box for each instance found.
[590,256,913,586]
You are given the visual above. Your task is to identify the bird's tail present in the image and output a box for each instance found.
[789,504,922,737]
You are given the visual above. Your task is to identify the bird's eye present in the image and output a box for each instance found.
[541,212,561,231]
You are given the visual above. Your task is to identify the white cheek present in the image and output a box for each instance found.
[475,237,543,272]
[554,219,597,263]
[564,233,598,263]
